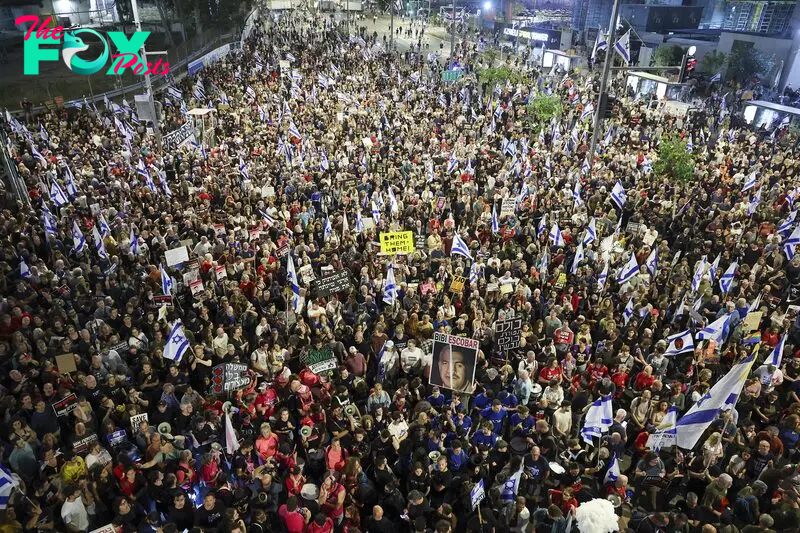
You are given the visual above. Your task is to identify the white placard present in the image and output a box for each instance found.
[130,412,148,430]
[189,279,204,295]
[215,265,227,280]
[362,217,375,230]
[164,246,189,267]
[262,185,276,198]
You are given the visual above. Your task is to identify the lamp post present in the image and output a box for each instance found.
[588,0,621,163]
[130,0,162,148]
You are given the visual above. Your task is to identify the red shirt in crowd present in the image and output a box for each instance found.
[634,372,655,391]
[278,504,307,533]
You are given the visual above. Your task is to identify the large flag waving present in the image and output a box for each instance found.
[581,395,613,444]
[383,263,397,305]
[163,321,190,362]
[696,314,730,345]
[614,30,631,64]
[549,222,565,247]
[451,234,473,261]
[719,262,737,294]
[675,355,757,449]
[286,255,302,313]
[616,252,639,284]
[766,333,787,367]
[664,330,694,357]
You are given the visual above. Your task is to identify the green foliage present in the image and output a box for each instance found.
[700,50,727,74]
[653,136,695,183]
[525,96,563,125]
[652,45,684,67]
[478,67,528,87]
[727,44,773,83]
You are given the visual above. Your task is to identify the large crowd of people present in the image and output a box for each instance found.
[1,7,800,533]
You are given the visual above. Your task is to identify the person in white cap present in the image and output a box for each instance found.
[379,340,399,384]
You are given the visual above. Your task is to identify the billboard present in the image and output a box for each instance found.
[430,332,479,394]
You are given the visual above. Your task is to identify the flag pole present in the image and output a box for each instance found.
[588,0,622,165]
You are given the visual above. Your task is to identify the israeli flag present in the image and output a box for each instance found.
[545,221,565,249]
[622,297,635,325]
[320,151,330,171]
[592,30,608,61]
[383,264,397,305]
[675,355,756,449]
[778,211,797,237]
[580,103,595,121]
[20,258,31,279]
[573,181,583,207]
[469,261,481,285]
[98,214,111,238]
[742,171,757,192]
[355,211,364,233]
[0,464,20,508]
[614,30,631,63]
[539,250,550,277]
[92,225,108,260]
[30,145,48,168]
[144,172,158,194]
[708,254,721,284]
[288,121,302,140]
[581,157,591,175]
[451,234,473,261]
[538,128,545,145]
[388,188,399,214]
[765,333,787,367]
[324,217,333,241]
[371,201,381,226]
[664,330,694,357]
[500,466,524,502]
[447,153,458,174]
[64,166,78,198]
[136,159,148,180]
[747,187,762,216]
[691,255,707,292]
[645,248,658,278]
[696,314,730,345]
[617,252,640,284]
[686,135,694,153]
[239,158,249,181]
[42,205,58,236]
[163,321,190,362]
[710,72,721,83]
[129,227,140,256]
[193,81,206,101]
[570,242,585,275]
[719,261,737,294]
[604,454,620,485]
[583,217,597,245]
[492,205,499,234]
[785,224,800,260]
[160,263,173,296]
[538,214,548,238]
[581,395,613,445]
[50,180,69,207]
[610,181,627,210]
[286,254,303,313]
[71,220,86,254]
[597,261,609,292]
[257,104,267,122]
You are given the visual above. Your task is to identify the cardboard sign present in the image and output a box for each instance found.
[314,271,352,297]
[470,479,485,510]
[53,393,79,417]
[500,283,514,295]
[380,231,415,255]
[72,434,98,455]
[210,363,250,394]
[276,243,290,258]
[299,264,316,285]
[164,246,189,267]
[362,217,375,230]
[214,224,226,236]
[449,275,466,293]
[626,221,645,234]
[494,317,522,351]
[56,353,77,374]
[414,234,426,250]
[500,198,516,217]
[743,311,763,332]
[555,272,567,289]
[130,412,148,430]
[303,347,337,374]
[153,295,173,306]
[90,525,117,533]
[215,265,227,280]
[189,279,204,296]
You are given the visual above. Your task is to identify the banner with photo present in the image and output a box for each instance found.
[430,332,479,394]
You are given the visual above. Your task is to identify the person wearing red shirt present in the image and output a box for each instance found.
[325,437,349,473]
[610,367,629,399]
[634,367,656,391]
[278,496,311,533]
[539,358,564,385]
[306,513,334,533]
[318,474,346,525]
[588,359,609,385]
[284,466,306,498]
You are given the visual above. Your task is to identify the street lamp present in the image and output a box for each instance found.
[483,1,492,10]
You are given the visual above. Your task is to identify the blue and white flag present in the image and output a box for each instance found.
[597,261,609,292]
[592,30,608,61]
[98,214,111,238]
[581,103,595,121]
[92,225,108,260]
[286,254,302,313]
[604,454,620,485]
[622,296,635,325]
[614,30,631,63]
[538,214,548,238]
[492,205,499,234]
[696,314,730,345]
[645,248,658,279]
[691,255,707,292]
[469,261,481,285]
[288,121,302,140]
[324,217,333,241]
[500,465,524,502]
[709,72,721,83]
[664,330,694,357]
[747,187,762,216]
[748,293,762,314]
[64,165,78,198]
[451,234,473,261]
[708,254,721,284]
[675,355,756,449]
[778,211,797,237]
[610,181,627,210]
[766,333,787,367]
[0,465,19,509]
[371,201,381,226]
[388,188,399,214]
[549,222,565,248]
[239,158,249,180]
[571,242,585,275]
[71,220,86,254]
[581,157,591,175]
[686,135,694,153]
[129,226,140,255]
[616,252,640,284]
[581,395,613,445]
[19,258,31,279]
[42,205,58,236]
[719,261,737,294]
[383,264,397,305]
[539,250,550,277]
[163,321,190,362]
[39,124,50,143]
[355,211,364,233]
[447,153,458,174]
[573,180,583,207]
[30,145,48,167]
[50,180,69,207]
[160,263,173,296]
[742,171,757,192]
[785,224,800,260]
[583,217,597,245]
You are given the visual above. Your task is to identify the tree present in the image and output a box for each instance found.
[525,95,563,125]
[652,45,684,67]
[699,50,726,74]
[727,43,773,83]
[652,136,695,183]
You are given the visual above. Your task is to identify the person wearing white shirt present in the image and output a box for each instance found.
[753,364,784,394]
[380,340,400,381]
[400,340,424,375]
[61,485,90,533]
[192,236,211,257]
[212,327,229,358]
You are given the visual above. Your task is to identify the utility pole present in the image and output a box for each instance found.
[588,0,620,164]
[130,0,162,148]
[450,0,456,62]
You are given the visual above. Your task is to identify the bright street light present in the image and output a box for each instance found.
[483,1,492,10]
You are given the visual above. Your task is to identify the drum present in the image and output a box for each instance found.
[549,461,565,481]
[530,383,543,402]
[300,483,321,515]
[510,436,530,456]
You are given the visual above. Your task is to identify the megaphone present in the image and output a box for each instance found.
[157,422,172,435]
[344,404,357,417]
[300,425,313,438]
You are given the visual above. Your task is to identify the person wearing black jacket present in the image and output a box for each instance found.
[166,492,194,532]
[194,492,226,532]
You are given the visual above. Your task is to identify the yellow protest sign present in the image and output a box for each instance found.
[379,231,415,255]
[450,276,466,293]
